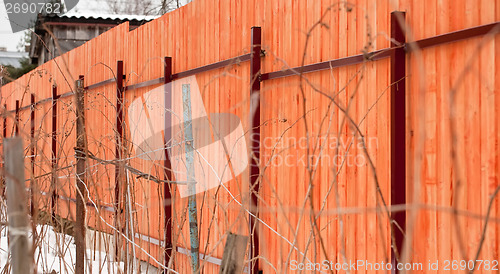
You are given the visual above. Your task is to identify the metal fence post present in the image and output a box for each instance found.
[115,60,125,258]
[3,104,6,138]
[51,85,58,222]
[29,93,37,274]
[163,56,174,271]
[14,100,19,136]
[249,26,261,274]
[1,104,6,198]
[390,11,406,272]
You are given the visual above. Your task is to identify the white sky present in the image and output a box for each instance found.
[0,0,184,52]
[0,0,25,51]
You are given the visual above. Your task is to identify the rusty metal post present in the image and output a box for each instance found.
[249,26,261,274]
[30,94,35,151]
[51,85,58,222]
[390,11,406,272]
[30,94,36,216]
[1,104,6,197]
[3,104,6,138]
[115,60,124,183]
[114,60,125,258]
[14,100,19,135]
[163,56,174,271]
[75,76,87,274]
[29,93,37,271]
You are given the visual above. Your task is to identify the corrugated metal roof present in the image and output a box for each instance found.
[50,12,159,22]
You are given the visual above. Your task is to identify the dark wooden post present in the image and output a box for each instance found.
[249,26,261,274]
[51,85,58,222]
[75,76,87,274]
[390,11,406,272]
[163,56,174,271]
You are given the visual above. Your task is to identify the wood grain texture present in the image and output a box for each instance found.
[1,0,499,272]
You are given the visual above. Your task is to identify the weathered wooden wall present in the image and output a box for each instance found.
[1,0,499,273]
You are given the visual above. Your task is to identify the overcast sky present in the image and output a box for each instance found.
[0,0,25,51]
[0,0,183,52]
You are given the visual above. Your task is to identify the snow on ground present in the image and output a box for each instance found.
[0,224,126,274]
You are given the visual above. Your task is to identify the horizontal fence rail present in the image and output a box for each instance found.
[7,21,499,116]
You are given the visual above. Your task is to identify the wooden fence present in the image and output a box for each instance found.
[1,0,500,273]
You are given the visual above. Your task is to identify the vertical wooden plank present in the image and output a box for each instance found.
[337,2,348,265]
[290,0,300,266]
[345,2,357,265]
[267,0,278,268]
[479,0,497,261]
[464,0,482,262]
[219,4,231,270]
[258,1,272,270]
[365,1,378,272]
[436,0,452,267]
[448,0,466,265]
[494,3,500,263]
[423,0,438,269]
[277,0,290,268]
[356,0,367,266]
[311,0,323,262]
[201,1,214,271]
[328,0,340,266]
